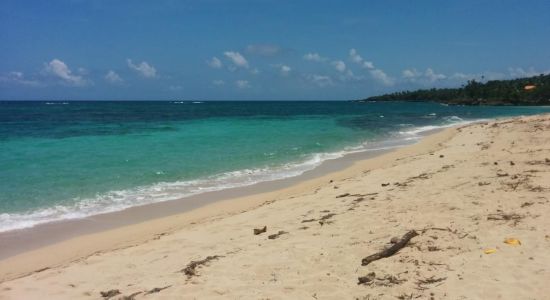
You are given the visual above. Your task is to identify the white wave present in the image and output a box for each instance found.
[397,116,484,137]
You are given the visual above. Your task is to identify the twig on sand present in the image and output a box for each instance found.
[268,231,288,240]
[416,276,447,290]
[144,285,171,295]
[319,213,336,225]
[487,212,523,221]
[121,291,142,300]
[336,193,350,198]
[180,255,223,278]
[361,230,418,266]
[100,289,121,299]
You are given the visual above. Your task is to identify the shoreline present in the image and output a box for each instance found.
[0,125,448,260]
[0,113,548,299]
[0,123,456,282]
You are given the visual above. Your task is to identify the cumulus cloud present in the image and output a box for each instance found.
[370,69,394,86]
[0,71,43,87]
[303,53,327,62]
[348,48,392,85]
[246,44,281,56]
[104,70,123,84]
[224,51,249,69]
[402,68,446,83]
[349,49,374,69]
[508,67,548,78]
[305,74,334,87]
[207,57,223,69]
[425,68,446,82]
[402,69,420,79]
[280,65,291,76]
[212,79,225,86]
[44,59,89,86]
[332,60,346,73]
[127,59,157,78]
[271,64,291,76]
[236,79,250,89]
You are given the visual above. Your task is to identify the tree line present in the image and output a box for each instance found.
[361,74,550,105]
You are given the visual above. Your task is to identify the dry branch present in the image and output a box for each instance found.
[361,230,418,266]
[181,255,223,278]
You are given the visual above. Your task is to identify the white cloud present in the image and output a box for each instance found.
[246,44,281,56]
[348,48,393,85]
[303,53,327,62]
[105,70,123,84]
[508,67,548,78]
[402,68,445,83]
[305,74,334,87]
[207,57,223,69]
[44,59,89,86]
[370,69,394,86]
[127,59,157,78]
[236,79,250,89]
[0,71,43,87]
[349,49,374,69]
[250,68,260,75]
[402,68,421,79]
[332,60,346,73]
[280,65,291,76]
[212,79,225,86]
[224,51,249,68]
[425,68,446,82]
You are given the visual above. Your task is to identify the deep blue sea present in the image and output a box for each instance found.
[1,101,548,232]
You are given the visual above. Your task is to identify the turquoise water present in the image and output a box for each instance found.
[1,101,548,231]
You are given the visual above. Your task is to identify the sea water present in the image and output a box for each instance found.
[1,101,548,232]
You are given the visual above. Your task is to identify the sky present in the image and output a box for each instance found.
[1,0,549,101]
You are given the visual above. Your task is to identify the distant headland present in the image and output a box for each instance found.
[359,74,550,105]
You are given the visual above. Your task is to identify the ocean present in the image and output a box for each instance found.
[1,100,548,232]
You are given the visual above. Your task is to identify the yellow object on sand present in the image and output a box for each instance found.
[484,248,497,254]
[504,238,521,246]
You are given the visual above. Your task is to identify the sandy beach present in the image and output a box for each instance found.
[1,114,549,299]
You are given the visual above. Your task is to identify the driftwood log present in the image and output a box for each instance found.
[361,230,418,266]
[181,255,223,278]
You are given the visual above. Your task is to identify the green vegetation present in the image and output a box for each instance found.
[362,74,550,105]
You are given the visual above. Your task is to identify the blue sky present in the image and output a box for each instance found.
[1,0,549,100]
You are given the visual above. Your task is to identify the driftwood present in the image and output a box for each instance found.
[487,212,523,221]
[181,255,223,278]
[253,226,267,235]
[121,291,142,300]
[361,230,418,266]
[268,231,288,239]
[144,285,171,295]
[100,289,121,299]
[319,213,336,225]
